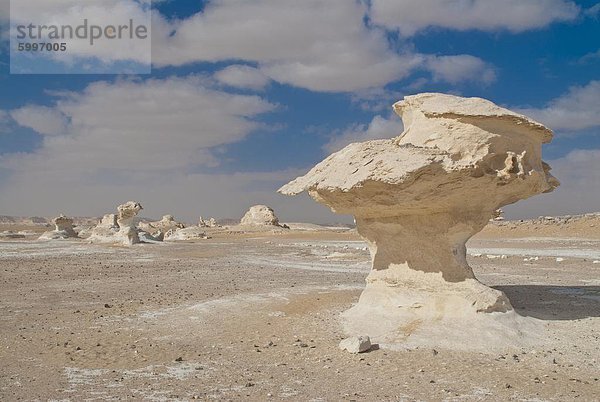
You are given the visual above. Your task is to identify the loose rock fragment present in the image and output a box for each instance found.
[339,336,372,353]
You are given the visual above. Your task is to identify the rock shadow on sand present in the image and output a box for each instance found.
[495,285,600,320]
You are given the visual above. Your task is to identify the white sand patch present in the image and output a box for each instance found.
[290,240,368,249]
[64,367,110,387]
[0,241,117,259]
[468,247,600,259]
[243,255,370,273]
[137,284,363,327]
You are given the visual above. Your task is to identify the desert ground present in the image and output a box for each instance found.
[1,216,599,401]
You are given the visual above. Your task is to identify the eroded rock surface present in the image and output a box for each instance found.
[279,93,559,351]
[39,215,78,240]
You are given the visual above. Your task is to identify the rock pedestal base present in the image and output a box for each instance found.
[342,264,543,352]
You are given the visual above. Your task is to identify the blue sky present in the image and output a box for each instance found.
[0,0,598,223]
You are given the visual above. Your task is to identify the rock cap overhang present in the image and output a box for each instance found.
[394,93,553,143]
[279,93,557,201]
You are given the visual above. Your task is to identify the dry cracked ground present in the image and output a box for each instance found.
[1,227,599,401]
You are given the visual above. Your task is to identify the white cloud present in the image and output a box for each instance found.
[425,54,496,85]
[505,149,600,218]
[149,0,504,92]
[152,0,423,92]
[10,105,68,135]
[576,49,600,64]
[585,3,600,17]
[214,64,270,90]
[370,0,580,36]
[3,76,275,173]
[518,81,600,132]
[323,114,404,153]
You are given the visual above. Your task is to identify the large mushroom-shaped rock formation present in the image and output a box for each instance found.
[279,93,559,351]
[116,201,143,245]
[39,215,78,240]
[89,202,143,245]
[240,205,281,227]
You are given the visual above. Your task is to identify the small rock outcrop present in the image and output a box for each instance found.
[139,215,185,236]
[89,214,119,239]
[154,215,185,231]
[279,93,559,351]
[0,231,26,239]
[491,209,505,221]
[39,215,78,240]
[164,226,209,241]
[89,202,143,245]
[240,205,280,227]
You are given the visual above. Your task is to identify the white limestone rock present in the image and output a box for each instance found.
[240,205,281,227]
[115,201,143,245]
[339,336,372,353]
[89,202,143,246]
[279,93,559,351]
[88,214,119,241]
[138,230,164,243]
[39,215,78,240]
[143,215,185,232]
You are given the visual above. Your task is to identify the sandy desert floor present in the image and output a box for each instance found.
[1,227,599,401]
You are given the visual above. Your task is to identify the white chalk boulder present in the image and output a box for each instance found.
[339,336,372,354]
[240,205,281,227]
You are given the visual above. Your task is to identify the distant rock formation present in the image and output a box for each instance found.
[198,216,219,228]
[280,93,559,350]
[89,202,143,246]
[115,201,143,245]
[39,215,78,240]
[140,214,185,234]
[491,209,505,221]
[164,226,209,241]
[88,214,119,244]
[159,214,185,229]
[0,231,26,239]
[240,205,281,227]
